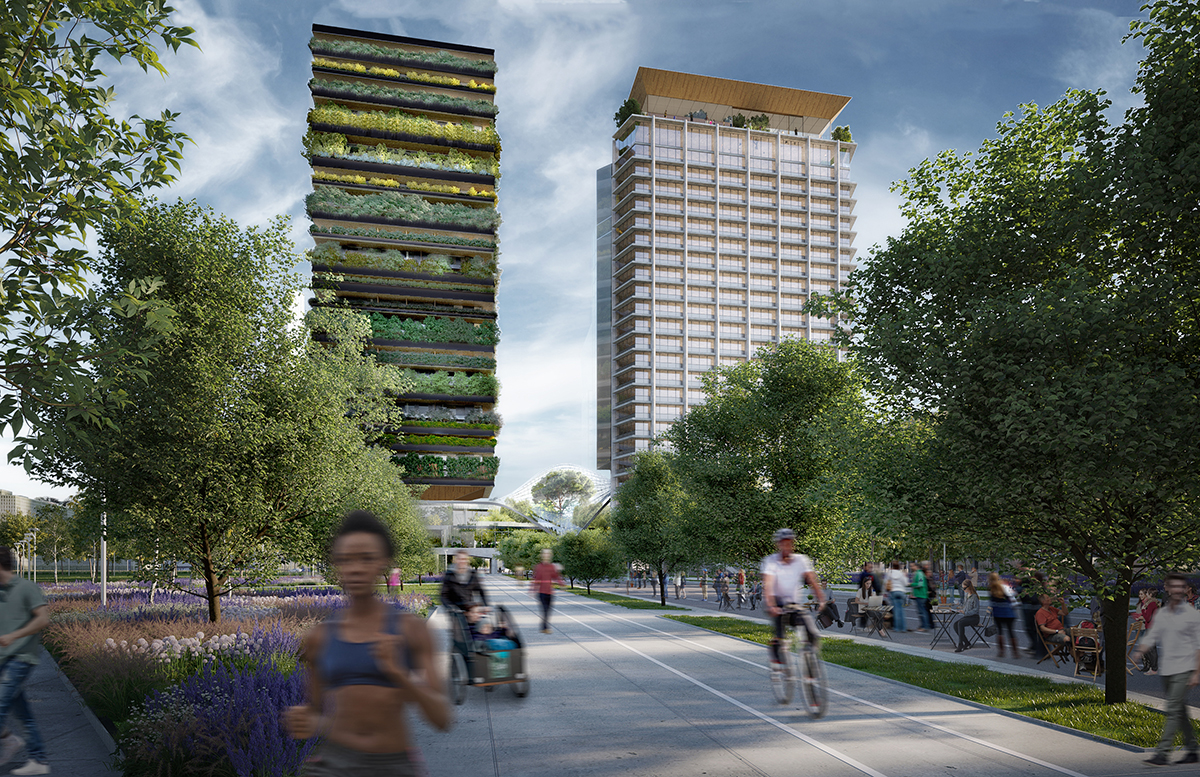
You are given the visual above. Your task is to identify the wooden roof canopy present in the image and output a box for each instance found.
[628,67,851,136]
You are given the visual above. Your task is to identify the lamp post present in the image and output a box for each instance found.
[100,511,107,608]
[23,530,37,583]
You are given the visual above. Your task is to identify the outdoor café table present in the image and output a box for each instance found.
[929,606,960,649]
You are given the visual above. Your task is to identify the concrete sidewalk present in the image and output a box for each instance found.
[3,649,119,776]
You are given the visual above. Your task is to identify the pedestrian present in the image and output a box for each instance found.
[440,550,488,617]
[700,569,709,601]
[988,572,1018,658]
[388,567,402,593]
[679,572,687,599]
[953,579,980,653]
[531,548,564,634]
[1134,585,1161,674]
[886,561,909,632]
[1016,567,1046,659]
[953,564,967,605]
[649,571,657,597]
[284,511,450,774]
[911,562,931,632]
[1131,572,1200,766]
[736,569,746,609]
[0,546,51,775]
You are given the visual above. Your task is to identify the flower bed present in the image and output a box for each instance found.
[312,58,496,93]
[45,583,431,777]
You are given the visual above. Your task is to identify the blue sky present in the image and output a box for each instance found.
[0,0,1149,501]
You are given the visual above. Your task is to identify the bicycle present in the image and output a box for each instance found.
[769,603,829,718]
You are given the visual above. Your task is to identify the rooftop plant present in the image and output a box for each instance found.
[310,224,496,250]
[309,37,498,75]
[304,130,499,177]
[369,312,499,346]
[376,351,496,370]
[308,103,500,147]
[310,76,498,116]
[306,187,499,231]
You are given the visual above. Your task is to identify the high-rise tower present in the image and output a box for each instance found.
[598,68,856,483]
[305,24,501,500]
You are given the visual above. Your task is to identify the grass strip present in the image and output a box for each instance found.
[570,588,687,611]
[664,615,1191,748]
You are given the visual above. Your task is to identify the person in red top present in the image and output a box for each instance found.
[1135,586,1161,629]
[1035,593,1069,645]
[531,548,564,634]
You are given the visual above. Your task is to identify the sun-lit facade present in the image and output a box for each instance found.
[598,68,858,483]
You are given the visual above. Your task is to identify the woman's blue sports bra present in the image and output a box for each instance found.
[319,605,413,688]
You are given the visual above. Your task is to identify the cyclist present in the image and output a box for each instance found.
[762,527,827,670]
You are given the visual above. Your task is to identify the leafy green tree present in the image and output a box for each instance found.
[816,3,1200,704]
[0,512,34,551]
[728,113,747,128]
[532,469,594,515]
[666,339,864,570]
[556,529,622,594]
[34,501,72,583]
[613,97,642,127]
[497,529,554,575]
[831,125,853,142]
[31,201,418,621]
[748,114,771,131]
[609,451,691,606]
[0,2,196,452]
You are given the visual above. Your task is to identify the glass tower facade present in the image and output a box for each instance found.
[598,68,857,484]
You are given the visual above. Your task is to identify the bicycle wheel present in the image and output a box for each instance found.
[770,636,796,704]
[448,652,469,706]
[799,643,828,719]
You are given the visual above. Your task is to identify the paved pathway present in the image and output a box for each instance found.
[415,575,1194,777]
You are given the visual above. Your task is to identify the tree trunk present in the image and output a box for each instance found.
[1101,589,1131,704]
[658,569,667,607]
[203,566,223,622]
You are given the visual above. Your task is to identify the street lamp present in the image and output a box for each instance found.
[23,530,37,583]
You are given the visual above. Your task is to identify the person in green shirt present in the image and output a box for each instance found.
[910,562,932,631]
[0,546,50,774]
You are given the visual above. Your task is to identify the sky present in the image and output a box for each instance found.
[0,0,1151,502]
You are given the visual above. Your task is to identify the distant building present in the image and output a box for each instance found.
[598,67,858,484]
[0,490,32,516]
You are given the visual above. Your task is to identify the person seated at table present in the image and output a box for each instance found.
[1035,593,1070,646]
[953,579,980,653]
[849,572,875,628]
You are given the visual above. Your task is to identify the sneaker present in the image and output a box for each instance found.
[1144,753,1168,766]
[0,735,24,764]
[1176,752,1199,765]
[11,760,49,775]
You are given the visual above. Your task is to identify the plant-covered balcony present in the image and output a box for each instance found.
[393,369,498,399]
[369,313,498,346]
[309,77,498,118]
[312,58,496,94]
[310,224,496,251]
[304,132,499,180]
[309,244,497,278]
[307,187,498,234]
[309,36,497,78]
[375,350,496,371]
[393,452,500,482]
[308,104,499,150]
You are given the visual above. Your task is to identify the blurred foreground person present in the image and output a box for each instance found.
[0,546,51,775]
[1133,573,1200,766]
[285,511,450,775]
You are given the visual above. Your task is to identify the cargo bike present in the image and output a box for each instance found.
[445,604,529,704]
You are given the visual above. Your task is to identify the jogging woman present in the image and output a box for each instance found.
[285,510,451,775]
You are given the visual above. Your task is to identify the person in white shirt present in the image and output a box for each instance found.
[1132,572,1200,766]
[761,528,827,666]
[885,561,911,632]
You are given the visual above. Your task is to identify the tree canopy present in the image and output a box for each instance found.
[0,2,196,453]
[609,450,691,606]
[814,0,1200,703]
[532,468,594,515]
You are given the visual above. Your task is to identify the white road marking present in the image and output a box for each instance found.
[553,594,1093,777]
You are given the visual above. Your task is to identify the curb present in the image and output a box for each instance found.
[42,647,119,758]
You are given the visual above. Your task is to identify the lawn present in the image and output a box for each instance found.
[665,615,1190,748]
[571,588,687,610]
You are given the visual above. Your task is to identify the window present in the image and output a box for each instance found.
[750,224,776,240]
[688,354,714,368]
[655,181,683,197]
[719,205,746,220]
[750,136,775,158]
[654,125,681,147]
[688,320,715,336]
[687,163,714,178]
[719,238,746,253]
[687,389,706,403]
[686,235,714,251]
[688,184,715,199]
[656,216,683,231]
[687,253,714,267]
[687,269,714,284]
[749,274,775,289]
[750,208,776,223]
[687,337,713,352]
[719,188,746,203]
[687,201,715,217]
[655,387,683,402]
[688,130,713,151]
[780,142,804,162]
[687,303,714,318]
[719,256,746,271]
[657,301,682,315]
[655,353,682,367]
[718,132,744,154]
[655,335,682,349]
[655,318,682,333]
[751,259,777,273]
[720,323,745,337]
[719,289,745,304]
[720,340,746,355]
[686,287,714,302]
[719,305,746,320]
[688,218,715,234]
[654,284,683,299]
[719,171,746,186]
[719,272,745,287]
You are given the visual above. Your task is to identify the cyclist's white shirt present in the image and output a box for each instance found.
[761,552,812,603]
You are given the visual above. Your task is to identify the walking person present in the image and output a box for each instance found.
[700,569,709,602]
[284,511,450,775]
[679,572,687,600]
[886,561,909,632]
[1131,573,1200,766]
[531,548,564,634]
[989,572,1019,658]
[1134,585,1162,674]
[911,562,931,632]
[0,546,51,775]
[736,569,747,609]
[953,579,980,653]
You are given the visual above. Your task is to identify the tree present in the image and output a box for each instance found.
[831,126,853,142]
[532,469,594,515]
[666,339,864,571]
[0,513,34,550]
[748,114,771,131]
[0,2,196,453]
[727,113,748,128]
[557,529,622,594]
[609,451,691,606]
[817,4,1200,703]
[31,201,419,621]
[34,501,72,583]
[497,529,554,575]
[613,97,641,127]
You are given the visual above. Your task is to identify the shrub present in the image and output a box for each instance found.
[309,37,498,76]
[369,313,499,346]
[308,243,497,278]
[394,453,500,480]
[310,223,495,250]
[306,187,499,231]
[308,103,500,147]
[309,77,497,116]
[303,131,500,177]
[394,368,499,397]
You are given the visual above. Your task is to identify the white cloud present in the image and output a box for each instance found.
[1055,8,1145,116]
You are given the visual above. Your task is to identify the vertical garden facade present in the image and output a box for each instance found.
[305,24,501,500]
